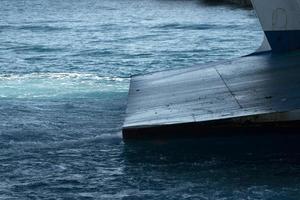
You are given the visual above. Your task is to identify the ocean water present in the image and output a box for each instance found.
[1,0,300,199]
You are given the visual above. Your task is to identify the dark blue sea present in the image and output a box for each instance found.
[1,0,300,199]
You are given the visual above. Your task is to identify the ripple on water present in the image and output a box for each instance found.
[1,0,295,199]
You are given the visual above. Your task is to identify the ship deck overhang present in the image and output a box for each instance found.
[123,51,300,140]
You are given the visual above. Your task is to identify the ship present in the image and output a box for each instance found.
[123,0,300,140]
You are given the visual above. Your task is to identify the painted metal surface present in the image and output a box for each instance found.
[251,0,300,31]
[251,0,300,52]
[123,51,300,139]
[264,30,300,52]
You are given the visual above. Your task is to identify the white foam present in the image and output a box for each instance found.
[0,72,129,99]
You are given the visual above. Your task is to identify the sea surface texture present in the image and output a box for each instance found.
[1,0,300,199]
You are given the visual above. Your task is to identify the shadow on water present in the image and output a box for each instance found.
[123,135,300,164]
[122,136,300,194]
[198,0,253,9]
[120,138,300,200]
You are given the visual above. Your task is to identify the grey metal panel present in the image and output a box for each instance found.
[123,51,300,136]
